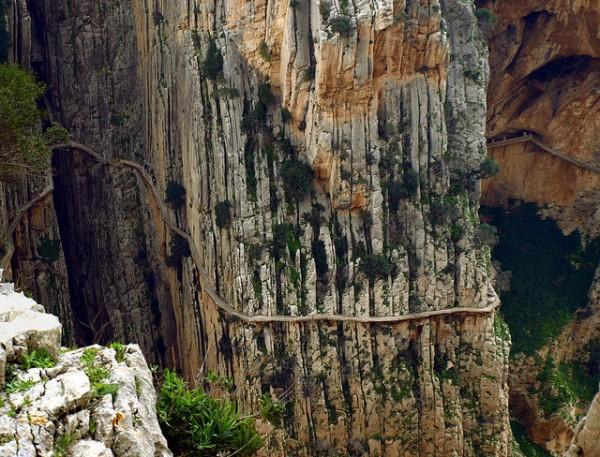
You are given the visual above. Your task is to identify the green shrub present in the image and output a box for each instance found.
[511,421,551,457]
[5,378,36,394]
[475,8,497,24]
[202,39,223,80]
[329,15,352,35]
[258,41,271,62]
[312,239,328,277]
[157,370,264,456]
[166,234,191,267]
[280,159,314,202]
[258,83,275,106]
[260,394,285,426]
[108,342,126,363]
[359,254,392,281]
[21,349,56,369]
[215,200,232,229]
[37,237,61,263]
[0,64,56,179]
[165,181,186,207]
[319,0,332,21]
[270,223,301,260]
[54,433,77,457]
[479,157,500,178]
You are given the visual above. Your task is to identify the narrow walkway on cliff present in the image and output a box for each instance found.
[2,141,500,325]
[487,132,600,173]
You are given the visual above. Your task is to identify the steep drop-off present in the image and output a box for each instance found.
[1,0,513,455]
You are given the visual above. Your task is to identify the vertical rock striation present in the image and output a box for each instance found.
[3,0,512,454]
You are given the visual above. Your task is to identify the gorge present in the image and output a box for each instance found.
[0,0,598,456]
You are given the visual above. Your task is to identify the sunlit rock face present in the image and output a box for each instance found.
[482,1,600,455]
[483,0,600,235]
[2,0,513,455]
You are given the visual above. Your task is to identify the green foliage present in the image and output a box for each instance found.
[37,236,61,263]
[157,370,264,456]
[258,41,271,62]
[537,357,597,416]
[80,347,120,399]
[54,433,77,457]
[260,394,285,426]
[270,223,301,260]
[329,15,352,35]
[510,421,551,457]
[319,0,332,21]
[0,64,57,179]
[258,83,275,106]
[166,234,191,267]
[280,159,314,202]
[20,349,56,370]
[5,378,36,394]
[479,157,500,178]
[312,239,328,277]
[165,181,186,207]
[215,200,232,229]
[484,204,600,355]
[359,254,392,282]
[202,39,224,80]
[475,8,497,24]
[109,342,126,363]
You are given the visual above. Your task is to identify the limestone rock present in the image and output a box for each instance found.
[0,279,172,457]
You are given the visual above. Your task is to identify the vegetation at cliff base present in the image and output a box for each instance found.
[483,204,600,355]
[537,357,597,416]
[157,369,264,456]
[0,64,67,179]
[510,421,551,457]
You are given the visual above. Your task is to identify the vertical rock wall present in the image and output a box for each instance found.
[3,0,511,454]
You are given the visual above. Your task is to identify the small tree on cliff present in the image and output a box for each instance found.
[0,64,66,179]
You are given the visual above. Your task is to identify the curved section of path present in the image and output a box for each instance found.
[2,141,500,324]
[487,134,600,173]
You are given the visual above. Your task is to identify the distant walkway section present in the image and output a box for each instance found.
[487,133,600,173]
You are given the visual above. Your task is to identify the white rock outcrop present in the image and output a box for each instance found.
[0,272,172,457]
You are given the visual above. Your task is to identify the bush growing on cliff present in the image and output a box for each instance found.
[0,64,63,179]
[165,181,186,207]
[475,8,497,24]
[258,41,271,62]
[157,369,264,456]
[479,157,500,178]
[359,254,392,281]
[329,15,352,35]
[166,234,191,267]
[280,159,314,203]
[202,39,223,80]
[215,200,232,228]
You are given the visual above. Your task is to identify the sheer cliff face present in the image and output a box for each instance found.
[483,0,600,235]
[5,0,511,455]
[483,1,600,455]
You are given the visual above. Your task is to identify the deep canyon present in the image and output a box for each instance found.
[0,0,599,456]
